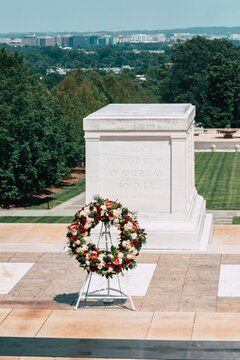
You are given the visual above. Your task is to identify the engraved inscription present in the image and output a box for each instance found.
[108,169,163,177]
[100,140,170,212]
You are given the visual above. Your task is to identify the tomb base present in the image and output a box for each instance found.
[138,190,213,251]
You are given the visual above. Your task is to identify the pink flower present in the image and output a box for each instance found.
[70,222,79,231]
[112,258,120,266]
[105,201,114,208]
[90,252,98,260]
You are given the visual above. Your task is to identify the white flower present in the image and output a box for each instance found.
[118,252,124,259]
[98,254,104,261]
[97,262,105,269]
[131,233,138,240]
[86,260,90,266]
[76,240,80,245]
[101,205,107,211]
[129,247,138,255]
[113,218,121,230]
[122,240,131,250]
[124,222,133,231]
[107,267,113,273]
[85,237,92,245]
[113,209,122,218]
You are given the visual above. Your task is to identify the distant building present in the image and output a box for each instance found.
[0,37,21,45]
[46,67,73,75]
[55,36,62,46]
[98,35,111,45]
[68,36,88,48]
[21,36,40,46]
[39,37,55,47]
[62,36,70,47]
[230,34,240,41]
[89,35,99,45]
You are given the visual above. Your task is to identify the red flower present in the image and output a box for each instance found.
[70,222,79,231]
[132,222,138,230]
[90,252,98,260]
[125,215,130,223]
[105,200,114,208]
[108,210,113,217]
[79,226,86,232]
[81,216,87,224]
[125,258,133,265]
[96,213,101,221]
[133,239,140,245]
[112,258,120,266]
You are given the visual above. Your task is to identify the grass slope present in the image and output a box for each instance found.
[26,178,85,209]
[232,217,240,224]
[195,153,240,210]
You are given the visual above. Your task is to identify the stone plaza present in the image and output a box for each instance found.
[0,103,240,359]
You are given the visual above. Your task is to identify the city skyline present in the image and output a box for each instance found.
[1,0,240,34]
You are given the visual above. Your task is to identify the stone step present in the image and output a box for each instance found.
[213,220,233,225]
[212,215,233,225]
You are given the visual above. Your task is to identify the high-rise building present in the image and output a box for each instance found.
[21,36,40,46]
[62,36,70,47]
[68,36,88,47]
[89,35,99,45]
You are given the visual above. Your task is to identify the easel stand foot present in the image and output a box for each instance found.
[75,223,136,311]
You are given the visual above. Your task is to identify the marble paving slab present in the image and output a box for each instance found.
[81,263,156,297]
[0,263,34,294]
[218,264,240,297]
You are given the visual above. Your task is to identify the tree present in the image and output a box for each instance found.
[54,70,109,162]
[203,53,240,128]
[168,36,240,126]
[0,48,76,205]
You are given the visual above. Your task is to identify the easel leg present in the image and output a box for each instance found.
[75,272,90,310]
[103,278,113,304]
[129,296,136,311]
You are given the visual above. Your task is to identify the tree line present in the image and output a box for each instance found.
[0,47,154,205]
[1,36,240,204]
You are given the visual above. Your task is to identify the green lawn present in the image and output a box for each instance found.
[26,178,85,209]
[232,217,240,224]
[195,153,240,210]
[0,216,74,223]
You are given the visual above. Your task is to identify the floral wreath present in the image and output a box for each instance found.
[67,196,146,278]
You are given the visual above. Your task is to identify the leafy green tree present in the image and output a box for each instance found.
[54,70,109,162]
[43,73,65,89]
[0,48,76,205]
[203,53,240,127]
[168,36,240,125]
[145,65,171,102]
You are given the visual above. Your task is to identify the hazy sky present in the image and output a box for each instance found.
[1,0,240,33]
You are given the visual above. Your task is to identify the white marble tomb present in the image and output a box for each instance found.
[83,104,212,250]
